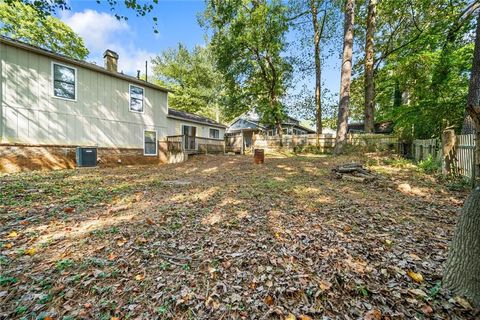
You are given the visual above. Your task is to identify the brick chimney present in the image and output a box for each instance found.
[103,50,119,72]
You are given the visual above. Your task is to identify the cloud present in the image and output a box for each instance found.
[61,10,156,76]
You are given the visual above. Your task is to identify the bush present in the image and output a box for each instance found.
[418,155,441,174]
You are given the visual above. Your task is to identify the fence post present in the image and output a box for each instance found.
[472,146,477,189]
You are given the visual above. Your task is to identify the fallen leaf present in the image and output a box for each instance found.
[4,243,13,249]
[111,317,120,320]
[146,217,155,225]
[108,253,117,261]
[264,295,274,306]
[343,225,352,232]
[407,270,424,283]
[84,303,92,309]
[421,304,433,315]
[64,207,75,213]
[7,231,18,238]
[24,248,36,256]
[454,296,472,309]
[298,315,313,320]
[319,280,332,291]
[116,239,127,247]
[408,288,427,298]
[363,309,381,320]
[285,314,296,320]
[385,239,393,246]
[135,274,145,281]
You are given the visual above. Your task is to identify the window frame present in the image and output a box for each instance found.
[209,128,220,139]
[51,62,77,102]
[143,129,158,156]
[129,84,145,113]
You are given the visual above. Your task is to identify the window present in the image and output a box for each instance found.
[144,130,157,156]
[129,84,144,113]
[52,63,76,100]
[209,128,220,139]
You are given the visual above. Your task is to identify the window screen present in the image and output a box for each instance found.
[130,85,144,112]
[209,128,220,139]
[53,63,76,100]
[144,130,157,155]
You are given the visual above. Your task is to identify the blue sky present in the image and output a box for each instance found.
[60,0,342,121]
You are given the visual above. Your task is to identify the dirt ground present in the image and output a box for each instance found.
[0,153,477,319]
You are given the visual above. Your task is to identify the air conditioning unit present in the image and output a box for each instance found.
[76,147,97,167]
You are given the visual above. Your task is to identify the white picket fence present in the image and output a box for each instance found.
[412,134,476,181]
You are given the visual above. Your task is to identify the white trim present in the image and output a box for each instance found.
[129,84,145,113]
[143,129,157,156]
[51,61,77,102]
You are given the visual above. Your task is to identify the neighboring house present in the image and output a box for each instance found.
[347,121,394,134]
[0,36,225,172]
[226,109,315,148]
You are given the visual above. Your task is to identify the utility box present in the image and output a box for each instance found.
[76,147,97,167]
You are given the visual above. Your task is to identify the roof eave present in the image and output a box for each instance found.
[167,115,227,129]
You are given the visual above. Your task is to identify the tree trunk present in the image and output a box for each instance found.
[276,121,283,148]
[442,128,457,176]
[444,187,480,306]
[310,0,323,138]
[333,0,355,155]
[364,0,376,133]
[444,10,480,307]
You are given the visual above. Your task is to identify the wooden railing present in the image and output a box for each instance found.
[166,135,224,154]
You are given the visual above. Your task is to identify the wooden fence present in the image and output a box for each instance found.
[225,133,399,154]
[412,134,476,182]
[412,139,440,162]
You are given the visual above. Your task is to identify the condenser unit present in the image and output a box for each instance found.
[76,147,97,167]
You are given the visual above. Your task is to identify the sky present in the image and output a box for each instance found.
[59,0,342,122]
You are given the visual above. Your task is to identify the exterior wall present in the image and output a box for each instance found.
[167,117,225,139]
[0,144,169,173]
[0,42,169,150]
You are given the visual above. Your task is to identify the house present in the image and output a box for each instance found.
[0,36,226,172]
[226,109,315,148]
[347,121,394,134]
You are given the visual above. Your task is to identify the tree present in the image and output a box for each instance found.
[203,0,291,143]
[363,0,376,133]
[349,0,476,140]
[3,0,160,32]
[310,0,327,135]
[0,1,89,60]
[444,10,480,307]
[152,44,226,122]
[333,0,355,154]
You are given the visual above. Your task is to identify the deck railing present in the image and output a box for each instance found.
[166,135,224,154]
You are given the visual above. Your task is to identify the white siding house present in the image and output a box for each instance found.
[0,36,225,172]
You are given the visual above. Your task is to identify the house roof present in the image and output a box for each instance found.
[167,109,227,129]
[0,35,171,93]
[228,109,316,133]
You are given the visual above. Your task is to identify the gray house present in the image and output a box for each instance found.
[0,36,225,172]
[226,109,315,148]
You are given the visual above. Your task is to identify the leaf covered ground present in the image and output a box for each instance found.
[0,153,477,319]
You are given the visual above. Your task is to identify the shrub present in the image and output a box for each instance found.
[418,155,441,174]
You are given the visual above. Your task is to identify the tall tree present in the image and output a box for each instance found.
[152,44,225,122]
[444,9,480,307]
[363,0,377,133]
[203,0,291,142]
[334,0,355,154]
[310,0,327,135]
[0,1,89,60]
